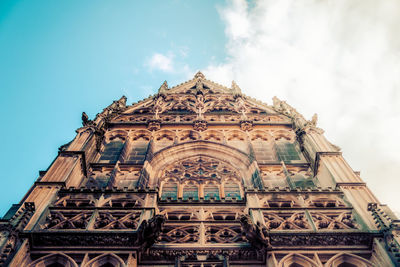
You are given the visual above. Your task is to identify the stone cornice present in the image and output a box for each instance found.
[313,151,342,176]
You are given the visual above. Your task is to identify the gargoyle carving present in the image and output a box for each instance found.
[137,215,165,252]
[240,215,270,251]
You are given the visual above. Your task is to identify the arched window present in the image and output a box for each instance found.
[275,140,301,162]
[85,253,125,267]
[161,181,178,200]
[278,253,319,267]
[125,141,149,164]
[204,183,220,200]
[99,140,124,164]
[325,253,373,267]
[183,182,199,200]
[28,253,78,267]
[224,182,241,200]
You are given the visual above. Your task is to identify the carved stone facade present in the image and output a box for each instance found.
[1,72,399,266]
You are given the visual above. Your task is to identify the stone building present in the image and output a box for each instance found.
[0,72,399,266]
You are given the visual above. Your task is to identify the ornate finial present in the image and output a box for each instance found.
[311,113,318,126]
[82,112,91,126]
[119,95,127,106]
[272,96,281,108]
[231,80,242,96]
[194,71,205,80]
[158,81,168,94]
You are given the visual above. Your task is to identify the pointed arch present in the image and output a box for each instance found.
[325,253,373,267]
[84,253,125,267]
[202,130,224,142]
[104,129,128,143]
[28,253,78,267]
[177,130,201,142]
[278,253,319,267]
[130,129,152,141]
[147,141,256,188]
[271,129,296,141]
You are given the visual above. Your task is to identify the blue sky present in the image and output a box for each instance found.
[0,0,227,214]
[1,0,400,215]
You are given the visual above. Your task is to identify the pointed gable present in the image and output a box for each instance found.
[112,72,290,124]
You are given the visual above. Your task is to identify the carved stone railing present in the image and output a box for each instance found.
[368,203,400,265]
[0,202,35,266]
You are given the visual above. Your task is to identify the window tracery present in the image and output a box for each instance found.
[278,253,319,267]
[263,211,311,230]
[310,211,359,230]
[28,253,78,267]
[93,211,141,230]
[160,156,243,201]
[84,253,125,267]
[325,253,374,267]
[99,140,124,164]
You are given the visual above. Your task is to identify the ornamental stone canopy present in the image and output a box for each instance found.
[0,72,399,266]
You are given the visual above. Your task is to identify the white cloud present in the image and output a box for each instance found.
[206,0,400,213]
[146,53,175,72]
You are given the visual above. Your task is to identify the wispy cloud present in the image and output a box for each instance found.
[146,52,175,72]
[205,0,400,213]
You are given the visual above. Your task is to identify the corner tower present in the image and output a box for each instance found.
[1,72,398,266]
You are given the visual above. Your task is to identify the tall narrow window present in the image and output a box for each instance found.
[161,182,178,200]
[183,183,199,200]
[224,182,241,200]
[99,141,124,164]
[204,184,220,200]
[275,141,301,162]
[125,141,148,164]
[252,140,276,163]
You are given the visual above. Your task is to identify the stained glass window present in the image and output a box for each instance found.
[125,141,148,164]
[275,142,301,162]
[224,182,241,200]
[99,141,124,164]
[204,184,220,200]
[183,184,199,200]
[161,182,178,200]
[252,140,276,163]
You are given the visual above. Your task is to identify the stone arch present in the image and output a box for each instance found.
[104,129,128,143]
[154,129,176,142]
[146,141,256,188]
[271,129,296,141]
[130,129,151,141]
[225,129,246,141]
[278,253,319,267]
[182,179,200,200]
[28,253,78,267]
[325,253,373,267]
[249,130,271,141]
[84,253,125,267]
[177,130,201,142]
[160,178,179,200]
[202,129,224,142]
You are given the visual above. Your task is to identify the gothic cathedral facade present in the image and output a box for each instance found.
[1,72,399,266]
